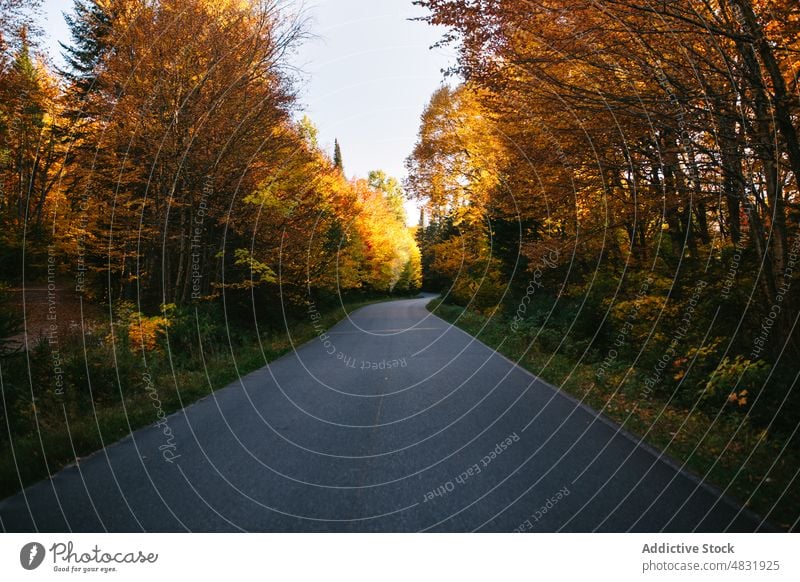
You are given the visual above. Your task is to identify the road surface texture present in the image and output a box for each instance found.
[0,295,770,532]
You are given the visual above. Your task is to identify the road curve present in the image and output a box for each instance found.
[0,295,769,532]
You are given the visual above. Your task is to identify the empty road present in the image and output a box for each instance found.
[0,295,769,532]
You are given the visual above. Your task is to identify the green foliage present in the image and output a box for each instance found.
[297,115,319,149]
[700,355,769,410]
[394,256,422,294]
[232,248,278,286]
[333,138,343,173]
[0,294,395,499]
[0,283,21,355]
[60,0,112,101]
[368,169,406,223]
[427,297,800,530]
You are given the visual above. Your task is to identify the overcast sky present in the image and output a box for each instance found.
[39,0,456,221]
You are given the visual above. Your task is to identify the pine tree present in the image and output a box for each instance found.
[333,138,343,173]
[0,0,42,59]
[59,0,113,116]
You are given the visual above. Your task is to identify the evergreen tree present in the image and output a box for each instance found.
[59,0,113,116]
[0,0,42,59]
[333,138,343,173]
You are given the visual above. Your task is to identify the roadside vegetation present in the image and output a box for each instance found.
[428,299,798,531]
[411,0,800,531]
[0,0,421,498]
[0,293,408,500]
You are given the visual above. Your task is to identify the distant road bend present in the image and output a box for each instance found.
[0,295,769,532]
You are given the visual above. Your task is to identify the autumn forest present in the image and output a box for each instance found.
[411,0,800,527]
[0,0,420,498]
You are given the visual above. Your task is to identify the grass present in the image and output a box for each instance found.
[0,295,398,500]
[427,298,799,531]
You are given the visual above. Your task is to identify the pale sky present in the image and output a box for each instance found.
[38,0,456,222]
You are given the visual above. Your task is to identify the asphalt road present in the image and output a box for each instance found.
[0,295,770,532]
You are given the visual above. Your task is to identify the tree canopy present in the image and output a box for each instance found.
[0,0,421,310]
[409,0,800,431]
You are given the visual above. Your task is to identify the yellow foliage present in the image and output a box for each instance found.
[128,315,169,353]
